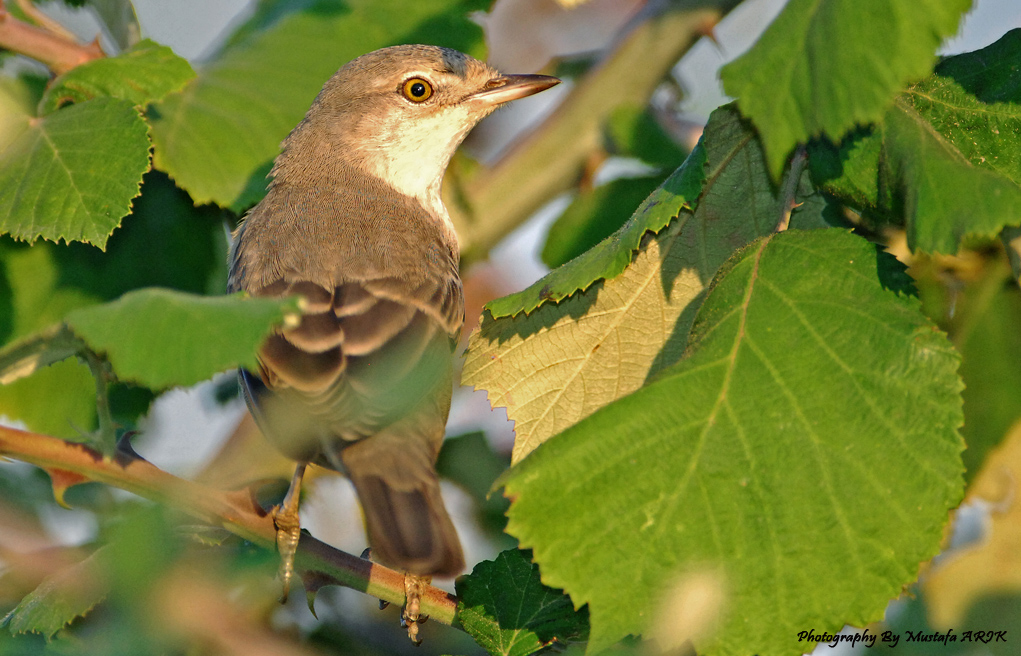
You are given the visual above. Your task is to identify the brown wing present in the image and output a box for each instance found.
[240,274,463,464]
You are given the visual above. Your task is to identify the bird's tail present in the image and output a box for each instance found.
[340,433,464,577]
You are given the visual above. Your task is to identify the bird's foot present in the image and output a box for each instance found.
[272,463,307,603]
[401,574,431,645]
[272,503,301,602]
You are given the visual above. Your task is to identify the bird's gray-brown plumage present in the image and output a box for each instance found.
[227,45,558,583]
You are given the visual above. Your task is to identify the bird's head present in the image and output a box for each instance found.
[272,45,559,214]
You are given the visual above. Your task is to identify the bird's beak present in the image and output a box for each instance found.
[468,74,561,106]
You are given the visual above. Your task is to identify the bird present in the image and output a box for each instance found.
[226,44,559,634]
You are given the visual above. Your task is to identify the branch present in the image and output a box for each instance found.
[15,0,76,42]
[0,425,459,626]
[0,2,103,74]
[452,0,744,267]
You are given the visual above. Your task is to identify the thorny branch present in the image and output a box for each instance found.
[0,424,460,626]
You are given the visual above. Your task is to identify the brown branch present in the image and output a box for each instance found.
[0,3,103,74]
[0,425,459,626]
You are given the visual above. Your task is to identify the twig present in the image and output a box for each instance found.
[775,145,808,232]
[15,0,76,42]
[1001,225,1021,286]
[0,425,460,626]
[0,2,103,74]
[82,349,116,454]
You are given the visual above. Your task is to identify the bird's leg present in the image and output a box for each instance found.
[401,573,431,645]
[273,462,307,603]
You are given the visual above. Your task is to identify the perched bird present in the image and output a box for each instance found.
[227,44,558,630]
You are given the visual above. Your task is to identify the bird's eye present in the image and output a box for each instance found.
[401,78,433,103]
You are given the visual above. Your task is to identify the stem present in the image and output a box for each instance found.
[0,1,104,74]
[83,349,116,454]
[1001,225,1021,286]
[15,0,76,42]
[0,425,459,626]
[775,145,808,232]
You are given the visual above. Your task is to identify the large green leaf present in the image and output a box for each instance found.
[485,145,705,319]
[64,289,298,389]
[0,97,150,248]
[721,0,971,175]
[811,30,1021,254]
[39,39,195,114]
[464,107,812,463]
[502,229,964,654]
[149,0,486,210]
[456,549,588,656]
[890,41,1021,253]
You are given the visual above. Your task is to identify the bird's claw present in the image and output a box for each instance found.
[402,574,431,645]
[273,463,307,603]
[273,503,302,603]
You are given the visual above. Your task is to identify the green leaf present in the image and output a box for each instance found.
[935,27,1021,105]
[465,106,800,463]
[0,324,84,386]
[721,0,971,176]
[0,97,150,248]
[888,61,1021,253]
[0,240,99,437]
[485,144,706,319]
[149,0,487,210]
[955,259,1021,479]
[914,252,1021,482]
[810,30,1021,254]
[0,170,224,433]
[3,549,108,638]
[39,39,195,114]
[436,432,511,536]
[807,128,887,216]
[955,257,1021,481]
[0,359,95,440]
[52,170,227,300]
[502,229,964,654]
[541,176,663,269]
[0,76,43,153]
[605,105,686,168]
[65,289,298,389]
[456,549,588,656]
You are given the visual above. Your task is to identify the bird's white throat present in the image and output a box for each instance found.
[358,104,477,241]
